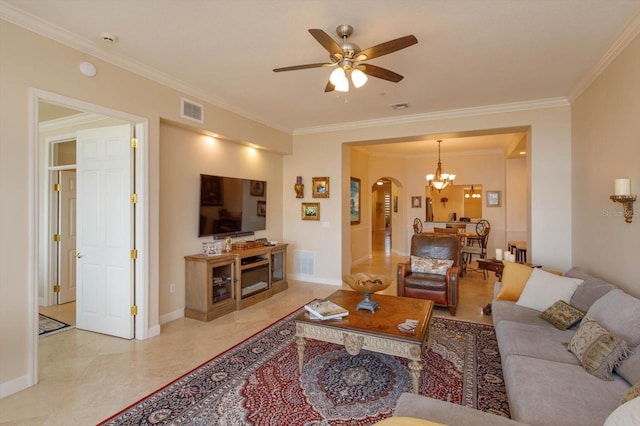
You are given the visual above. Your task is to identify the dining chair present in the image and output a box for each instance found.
[461,220,490,277]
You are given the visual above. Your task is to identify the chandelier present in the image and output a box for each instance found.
[426,140,455,191]
[465,185,481,198]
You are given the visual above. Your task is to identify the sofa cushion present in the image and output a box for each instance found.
[392,393,526,426]
[568,318,630,381]
[495,320,580,366]
[604,396,640,426]
[411,256,453,274]
[539,300,585,330]
[616,345,640,385]
[566,267,617,312]
[516,268,582,312]
[621,382,640,405]
[491,299,552,328]
[504,355,630,426]
[585,289,640,347]
[495,261,533,301]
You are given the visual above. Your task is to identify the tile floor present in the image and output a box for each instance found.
[1,231,496,425]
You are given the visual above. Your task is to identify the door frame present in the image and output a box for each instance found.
[29,88,150,386]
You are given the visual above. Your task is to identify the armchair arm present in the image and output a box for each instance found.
[396,261,411,296]
[446,266,460,308]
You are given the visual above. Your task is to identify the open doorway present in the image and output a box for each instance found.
[371,178,392,256]
[31,89,150,387]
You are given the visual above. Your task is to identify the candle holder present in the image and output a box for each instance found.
[610,195,637,223]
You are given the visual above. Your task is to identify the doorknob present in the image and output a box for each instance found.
[75,252,84,259]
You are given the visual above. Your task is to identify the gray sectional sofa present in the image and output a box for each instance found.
[392,267,640,426]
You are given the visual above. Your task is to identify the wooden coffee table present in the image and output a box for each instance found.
[295,290,434,393]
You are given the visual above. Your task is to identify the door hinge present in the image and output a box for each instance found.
[130,137,138,148]
[130,249,138,260]
[130,305,138,316]
[130,193,138,204]
[53,285,60,293]
[53,234,61,242]
[53,183,61,192]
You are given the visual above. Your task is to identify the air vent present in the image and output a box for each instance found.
[181,97,204,123]
[390,102,409,110]
[294,250,316,276]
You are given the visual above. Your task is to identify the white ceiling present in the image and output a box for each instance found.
[4,0,640,154]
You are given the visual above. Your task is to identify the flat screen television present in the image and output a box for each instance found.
[199,174,267,238]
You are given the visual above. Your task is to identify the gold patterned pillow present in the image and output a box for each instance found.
[410,256,454,275]
[621,382,640,405]
[539,300,585,330]
[568,318,631,381]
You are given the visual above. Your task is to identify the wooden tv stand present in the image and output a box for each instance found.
[184,243,288,321]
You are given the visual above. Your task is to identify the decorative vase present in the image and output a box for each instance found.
[295,183,304,198]
[342,273,392,313]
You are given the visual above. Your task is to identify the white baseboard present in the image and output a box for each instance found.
[288,274,342,286]
[0,374,30,399]
[159,308,184,325]
[147,324,161,338]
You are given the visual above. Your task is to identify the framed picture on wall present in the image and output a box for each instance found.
[350,177,361,225]
[301,202,320,220]
[486,190,502,207]
[312,177,330,198]
[411,196,422,208]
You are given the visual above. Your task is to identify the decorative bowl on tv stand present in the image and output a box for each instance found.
[342,273,392,313]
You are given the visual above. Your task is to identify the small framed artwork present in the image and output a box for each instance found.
[350,177,361,225]
[301,202,320,220]
[411,196,422,208]
[250,180,265,197]
[486,190,502,207]
[312,177,330,198]
[200,175,223,206]
[257,200,266,217]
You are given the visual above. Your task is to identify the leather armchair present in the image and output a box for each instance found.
[397,233,460,316]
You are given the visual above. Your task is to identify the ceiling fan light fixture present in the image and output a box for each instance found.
[329,67,346,86]
[334,75,349,92]
[351,69,368,88]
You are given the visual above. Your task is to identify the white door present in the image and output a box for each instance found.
[58,170,77,304]
[76,124,134,339]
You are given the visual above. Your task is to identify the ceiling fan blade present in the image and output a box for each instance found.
[360,64,404,82]
[357,35,418,61]
[273,63,333,72]
[308,29,343,56]
[324,80,335,92]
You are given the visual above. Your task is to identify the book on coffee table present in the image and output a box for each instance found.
[304,300,349,320]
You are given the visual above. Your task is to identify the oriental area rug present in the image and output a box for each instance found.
[100,310,510,425]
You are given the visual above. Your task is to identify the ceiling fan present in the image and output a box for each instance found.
[273,24,418,93]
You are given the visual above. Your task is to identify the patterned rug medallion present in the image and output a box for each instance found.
[38,313,73,336]
[100,310,509,425]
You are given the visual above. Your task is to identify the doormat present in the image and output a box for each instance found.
[39,313,73,336]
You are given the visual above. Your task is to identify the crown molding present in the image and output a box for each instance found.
[0,2,292,135]
[567,12,640,103]
[39,112,107,132]
[293,98,569,136]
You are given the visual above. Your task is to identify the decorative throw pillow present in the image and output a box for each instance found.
[621,382,640,405]
[584,289,640,347]
[495,261,533,301]
[568,318,630,381]
[410,256,453,275]
[539,300,585,330]
[616,346,640,386]
[516,268,583,312]
[604,395,640,426]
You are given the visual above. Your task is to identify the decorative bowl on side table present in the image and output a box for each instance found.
[342,273,392,313]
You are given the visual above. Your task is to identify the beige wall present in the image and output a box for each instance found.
[571,33,640,297]
[0,20,290,395]
[505,158,528,246]
[158,123,284,322]
[350,148,370,265]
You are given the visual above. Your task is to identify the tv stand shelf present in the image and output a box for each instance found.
[184,243,288,321]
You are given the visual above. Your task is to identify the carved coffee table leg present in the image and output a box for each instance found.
[408,360,423,393]
[296,336,307,374]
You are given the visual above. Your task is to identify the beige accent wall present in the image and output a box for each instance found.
[0,20,290,394]
[505,158,528,248]
[572,33,640,297]
[159,123,284,321]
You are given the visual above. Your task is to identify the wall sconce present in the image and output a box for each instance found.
[610,178,636,223]
[294,176,304,198]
